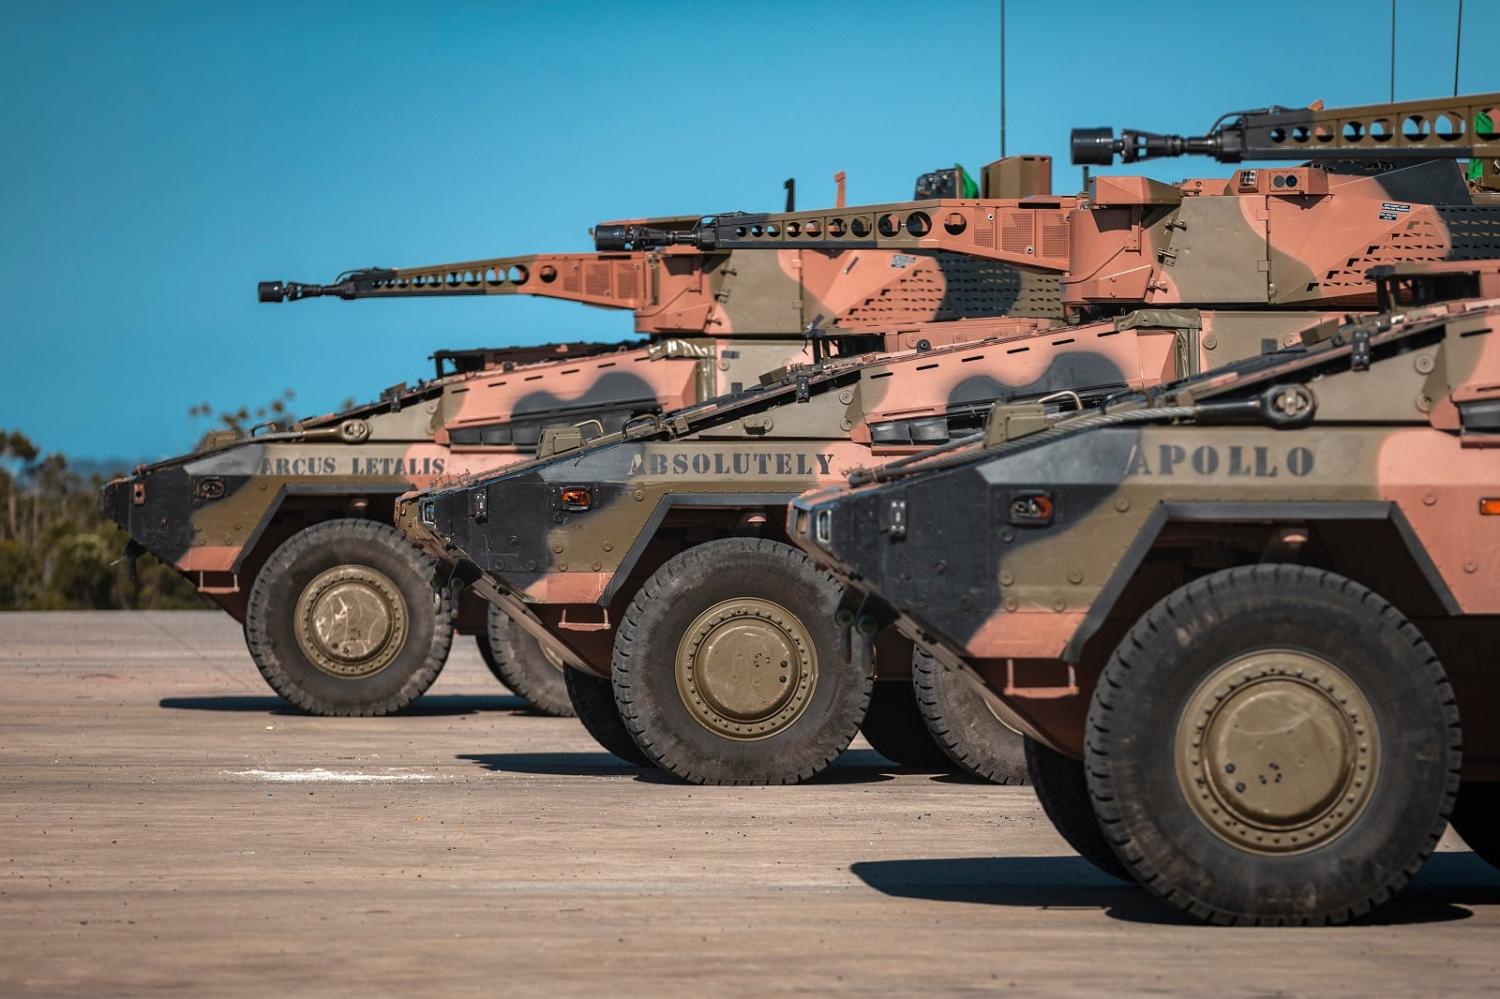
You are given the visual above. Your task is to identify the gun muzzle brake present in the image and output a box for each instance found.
[593,224,707,251]
[257,280,350,302]
[1070,128,1222,165]
[258,280,335,302]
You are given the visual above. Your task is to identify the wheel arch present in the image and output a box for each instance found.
[598,492,801,605]
[230,484,411,575]
[205,484,415,623]
[1064,501,1462,663]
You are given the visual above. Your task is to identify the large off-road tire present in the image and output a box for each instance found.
[474,633,509,690]
[1450,782,1500,870]
[563,665,652,766]
[860,679,953,769]
[913,646,1029,784]
[476,605,574,717]
[245,518,452,716]
[613,538,873,785]
[1087,564,1461,926]
[1025,736,1131,881]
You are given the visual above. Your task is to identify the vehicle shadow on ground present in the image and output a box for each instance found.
[456,748,933,783]
[459,752,649,777]
[851,852,1500,926]
[158,694,534,717]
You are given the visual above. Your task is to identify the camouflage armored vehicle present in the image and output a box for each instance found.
[396,309,1278,781]
[100,158,1059,718]
[788,256,1500,924]
[616,90,1500,780]
[396,93,1500,782]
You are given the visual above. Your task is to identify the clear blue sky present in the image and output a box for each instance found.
[2,0,1495,461]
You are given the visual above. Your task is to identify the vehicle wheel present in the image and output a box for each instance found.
[475,628,510,691]
[476,605,575,717]
[1024,736,1131,881]
[912,646,1029,784]
[613,538,873,785]
[1087,564,1461,926]
[1450,782,1500,870]
[245,518,452,716]
[860,680,953,769]
[563,665,652,766]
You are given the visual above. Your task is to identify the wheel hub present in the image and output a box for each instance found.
[1176,650,1379,855]
[676,597,817,740]
[294,564,408,678]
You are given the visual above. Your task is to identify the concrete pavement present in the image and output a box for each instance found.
[3,611,1498,995]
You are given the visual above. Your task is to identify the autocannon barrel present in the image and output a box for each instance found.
[1073,93,1500,167]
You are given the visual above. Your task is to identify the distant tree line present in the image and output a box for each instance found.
[1,391,310,610]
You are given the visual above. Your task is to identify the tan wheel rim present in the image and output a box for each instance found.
[1175,649,1380,855]
[293,564,409,678]
[676,597,818,741]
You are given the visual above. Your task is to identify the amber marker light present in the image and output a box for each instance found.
[560,487,593,511]
[1480,498,1500,516]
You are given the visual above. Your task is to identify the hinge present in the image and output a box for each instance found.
[1351,328,1372,371]
[880,498,906,539]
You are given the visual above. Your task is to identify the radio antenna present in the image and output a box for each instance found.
[1454,0,1464,96]
[999,0,1007,157]
[1389,0,1396,102]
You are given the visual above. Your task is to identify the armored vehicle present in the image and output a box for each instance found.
[397,305,1325,782]
[398,93,1500,781]
[788,256,1500,923]
[618,90,1500,779]
[100,158,1058,718]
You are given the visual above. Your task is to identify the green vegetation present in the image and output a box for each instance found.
[0,430,205,609]
[187,388,297,436]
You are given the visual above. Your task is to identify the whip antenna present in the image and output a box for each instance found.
[1454,0,1464,96]
[999,0,1007,157]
